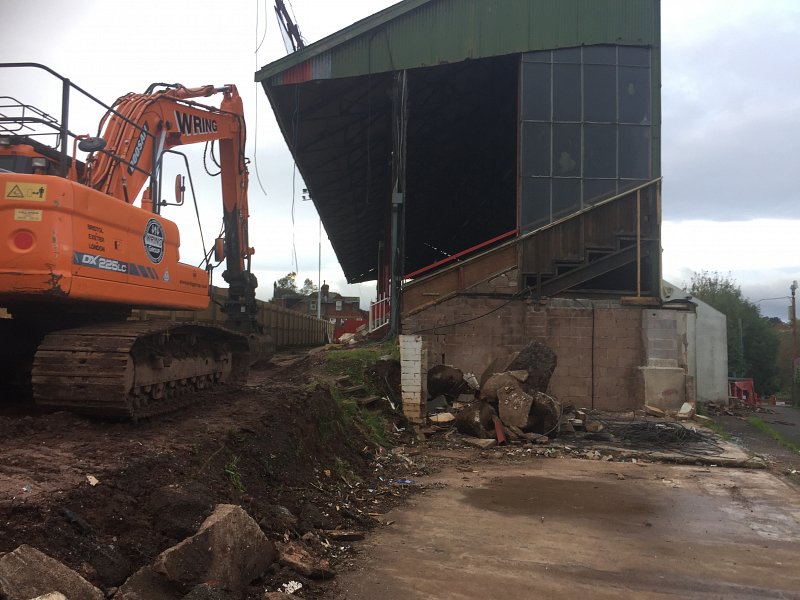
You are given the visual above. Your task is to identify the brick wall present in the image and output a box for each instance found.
[402,287,646,411]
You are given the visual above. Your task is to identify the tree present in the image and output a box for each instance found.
[273,271,297,298]
[690,271,779,394]
[300,278,318,296]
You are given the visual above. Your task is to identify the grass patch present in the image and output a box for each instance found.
[322,341,398,447]
[703,419,732,441]
[746,417,800,454]
[224,455,246,492]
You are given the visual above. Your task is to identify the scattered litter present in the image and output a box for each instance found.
[22,484,32,493]
[86,475,100,486]
[280,580,303,594]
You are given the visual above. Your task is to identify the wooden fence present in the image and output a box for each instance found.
[130,286,333,348]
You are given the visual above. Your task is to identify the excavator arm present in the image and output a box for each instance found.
[86,84,259,336]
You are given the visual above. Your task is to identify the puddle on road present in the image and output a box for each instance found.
[462,475,656,517]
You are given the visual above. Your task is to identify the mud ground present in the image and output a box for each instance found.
[329,453,800,599]
[0,352,418,597]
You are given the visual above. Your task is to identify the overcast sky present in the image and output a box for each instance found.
[3,0,798,320]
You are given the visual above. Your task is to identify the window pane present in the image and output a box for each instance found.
[619,66,650,124]
[583,45,616,65]
[521,178,551,229]
[584,124,616,178]
[523,50,551,63]
[619,125,651,179]
[553,64,581,121]
[584,179,618,205]
[584,64,616,122]
[552,178,581,219]
[521,122,551,176]
[553,123,581,176]
[521,62,551,121]
[553,47,581,63]
[618,46,650,66]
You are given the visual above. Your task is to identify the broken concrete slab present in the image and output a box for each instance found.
[645,404,666,418]
[481,372,523,400]
[429,412,455,424]
[277,541,335,579]
[508,370,529,383]
[505,340,557,393]
[677,402,694,420]
[0,545,104,600]
[585,421,605,433]
[29,594,67,600]
[454,401,496,438]
[427,365,466,398]
[497,385,534,429]
[114,565,179,600]
[153,504,276,594]
[462,437,498,449]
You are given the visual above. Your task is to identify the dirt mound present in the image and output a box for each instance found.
[0,356,413,596]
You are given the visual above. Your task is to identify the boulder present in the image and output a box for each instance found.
[153,504,276,594]
[427,365,466,398]
[497,385,534,429]
[480,372,523,400]
[277,541,334,579]
[113,565,177,600]
[0,545,103,600]
[505,340,557,393]
[454,401,496,438]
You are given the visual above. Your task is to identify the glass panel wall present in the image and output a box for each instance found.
[520,46,652,231]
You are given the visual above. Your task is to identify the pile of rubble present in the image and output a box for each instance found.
[0,505,328,599]
[423,341,577,449]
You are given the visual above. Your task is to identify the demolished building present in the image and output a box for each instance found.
[256,0,728,420]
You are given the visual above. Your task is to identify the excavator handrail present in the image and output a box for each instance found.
[0,62,157,180]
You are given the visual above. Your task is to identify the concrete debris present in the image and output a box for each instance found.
[480,372,523,401]
[454,401,496,438]
[114,565,177,600]
[508,370,529,383]
[322,530,365,541]
[497,385,534,429]
[0,545,104,600]
[693,413,714,424]
[644,405,666,418]
[153,504,276,594]
[277,541,335,580]
[585,421,604,433]
[29,595,67,600]
[461,437,498,449]
[677,402,694,420]
[462,372,480,390]
[429,412,455,424]
[427,365,467,399]
[504,340,557,394]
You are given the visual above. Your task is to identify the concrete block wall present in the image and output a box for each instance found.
[399,335,428,423]
[402,294,646,411]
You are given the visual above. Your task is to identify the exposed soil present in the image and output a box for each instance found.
[0,352,420,598]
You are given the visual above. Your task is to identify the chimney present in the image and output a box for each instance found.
[321,281,329,302]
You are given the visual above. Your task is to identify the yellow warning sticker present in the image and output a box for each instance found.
[5,182,47,201]
[14,208,43,222]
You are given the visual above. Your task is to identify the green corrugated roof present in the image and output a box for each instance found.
[255,0,658,84]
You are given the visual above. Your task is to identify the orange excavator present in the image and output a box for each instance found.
[0,63,273,418]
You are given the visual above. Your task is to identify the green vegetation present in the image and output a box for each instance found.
[224,455,246,492]
[690,271,780,395]
[322,341,399,447]
[746,417,800,454]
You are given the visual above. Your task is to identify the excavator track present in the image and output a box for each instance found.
[31,321,250,419]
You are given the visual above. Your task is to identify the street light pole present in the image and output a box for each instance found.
[791,280,798,405]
